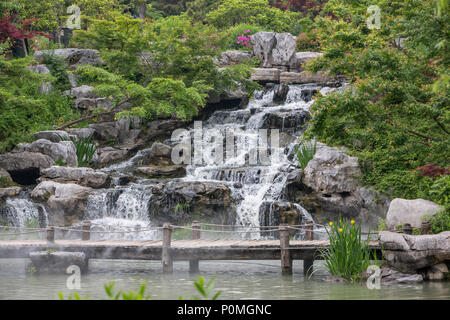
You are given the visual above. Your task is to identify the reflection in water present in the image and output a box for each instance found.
[1,259,449,300]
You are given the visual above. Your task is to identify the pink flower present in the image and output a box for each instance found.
[182,35,187,39]
[244,30,250,33]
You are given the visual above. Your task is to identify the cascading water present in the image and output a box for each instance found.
[1,83,340,240]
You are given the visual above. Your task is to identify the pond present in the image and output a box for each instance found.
[1,259,449,300]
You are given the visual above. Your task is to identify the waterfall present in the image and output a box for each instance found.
[0,198,48,228]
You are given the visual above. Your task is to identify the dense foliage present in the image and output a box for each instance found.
[302,0,449,210]
[0,55,79,152]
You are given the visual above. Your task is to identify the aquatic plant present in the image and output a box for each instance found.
[295,140,316,170]
[179,276,222,300]
[321,217,377,281]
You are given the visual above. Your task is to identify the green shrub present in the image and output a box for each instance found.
[205,0,302,34]
[39,54,71,91]
[424,209,450,234]
[322,218,377,281]
[295,30,320,51]
[295,140,317,169]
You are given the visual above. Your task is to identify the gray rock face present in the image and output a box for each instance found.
[27,64,51,74]
[149,181,235,225]
[259,109,310,131]
[218,50,252,67]
[303,144,361,194]
[426,263,449,280]
[95,147,129,166]
[89,122,119,141]
[29,251,88,273]
[379,231,450,273]
[272,33,297,68]
[34,49,102,69]
[33,131,69,143]
[251,32,277,68]
[66,128,95,140]
[135,165,186,178]
[142,143,173,166]
[31,181,93,225]
[380,267,424,285]
[40,166,110,189]
[24,139,78,167]
[0,152,54,172]
[63,85,113,111]
[386,198,442,230]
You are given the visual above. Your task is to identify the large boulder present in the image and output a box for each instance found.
[293,52,324,70]
[34,49,102,69]
[285,143,389,223]
[0,168,12,183]
[142,142,173,166]
[24,139,78,167]
[66,128,95,140]
[251,32,277,68]
[31,181,93,225]
[303,144,361,194]
[386,198,442,230]
[27,64,52,94]
[95,147,129,166]
[259,109,310,131]
[40,166,110,189]
[148,181,235,225]
[251,32,297,70]
[33,130,69,143]
[0,152,54,185]
[379,231,450,273]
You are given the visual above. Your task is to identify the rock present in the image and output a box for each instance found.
[250,68,280,82]
[386,198,441,230]
[33,131,69,143]
[27,65,53,94]
[24,139,78,167]
[66,128,95,140]
[89,122,119,141]
[0,152,54,185]
[0,168,12,182]
[63,85,95,98]
[251,32,277,68]
[260,109,310,131]
[142,142,173,166]
[0,187,22,199]
[217,50,252,67]
[303,143,361,194]
[40,166,110,188]
[27,64,50,74]
[394,274,423,284]
[427,263,448,281]
[34,49,102,69]
[29,251,88,273]
[149,181,235,225]
[259,201,305,238]
[380,267,424,285]
[280,71,335,84]
[31,181,93,225]
[271,33,297,68]
[379,231,450,273]
[96,147,128,166]
[273,83,289,104]
[135,165,186,179]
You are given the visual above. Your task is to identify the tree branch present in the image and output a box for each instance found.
[433,116,450,135]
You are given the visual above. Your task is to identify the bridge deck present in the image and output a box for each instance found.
[0,239,381,260]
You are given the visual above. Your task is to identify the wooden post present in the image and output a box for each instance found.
[402,223,412,235]
[82,220,91,241]
[46,226,54,243]
[162,223,173,274]
[421,221,431,235]
[189,221,201,274]
[279,224,292,275]
[304,221,314,277]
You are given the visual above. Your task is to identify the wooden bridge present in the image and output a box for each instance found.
[0,221,381,275]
